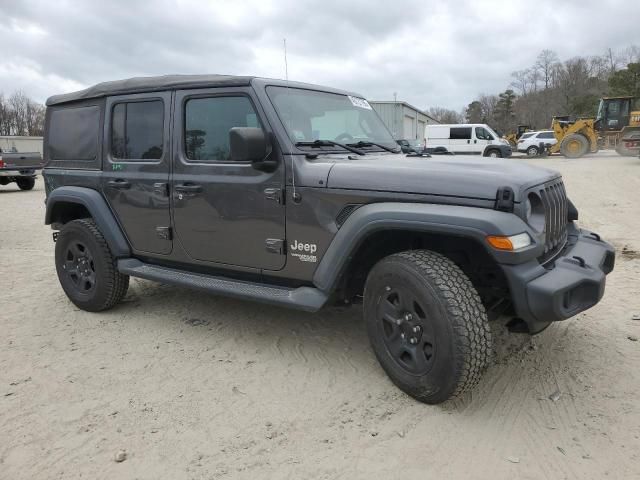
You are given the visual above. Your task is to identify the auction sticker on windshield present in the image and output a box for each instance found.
[348,96,372,110]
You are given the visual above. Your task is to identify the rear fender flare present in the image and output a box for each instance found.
[45,186,130,258]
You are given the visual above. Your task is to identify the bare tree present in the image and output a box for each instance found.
[510,69,531,96]
[26,100,46,136]
[8,91,30,136]
[427,106,463,124]
[535,49,560,90]
[0,91,46,136]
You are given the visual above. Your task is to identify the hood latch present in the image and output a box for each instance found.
[495,186,515,213]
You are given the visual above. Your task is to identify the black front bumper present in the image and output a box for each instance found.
[502,227,615,333]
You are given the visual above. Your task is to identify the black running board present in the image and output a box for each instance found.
[117,259,328,312]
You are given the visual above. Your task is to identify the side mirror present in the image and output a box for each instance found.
[229,127,277,171]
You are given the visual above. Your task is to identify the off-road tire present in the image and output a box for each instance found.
[364,250,492,404]
[16,177,35,190]
[55,219,129,312]
[560,133,589,158]
[526,145,539,156]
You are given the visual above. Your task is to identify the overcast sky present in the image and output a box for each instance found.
[1,0,638,111]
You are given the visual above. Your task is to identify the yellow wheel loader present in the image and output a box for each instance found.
[550,96,640,158]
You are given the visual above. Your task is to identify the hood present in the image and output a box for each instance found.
[325,153,560,202]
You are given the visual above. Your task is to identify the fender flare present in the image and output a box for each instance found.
[312,202,541,293]
[45,186,131,258]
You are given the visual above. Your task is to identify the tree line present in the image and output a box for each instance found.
[0,91,46,137]
[426,45,640,134]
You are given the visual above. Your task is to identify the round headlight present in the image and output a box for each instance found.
[527,192,545,232]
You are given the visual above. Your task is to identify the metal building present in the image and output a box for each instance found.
[370,101,438,141]
[0,136,44,154]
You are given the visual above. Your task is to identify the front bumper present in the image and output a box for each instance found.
[502,226,615,333]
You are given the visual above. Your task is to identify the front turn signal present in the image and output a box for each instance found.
[486,233,531,251]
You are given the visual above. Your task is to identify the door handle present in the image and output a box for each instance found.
[175,183,203,194]
[107,179,131,189]
[467,140,470,144]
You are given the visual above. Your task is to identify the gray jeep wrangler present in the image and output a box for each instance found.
[43,75,615,404]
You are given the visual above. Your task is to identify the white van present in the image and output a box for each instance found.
[424,124,512,157]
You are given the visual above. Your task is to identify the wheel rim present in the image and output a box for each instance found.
[63,241,96,293]
[527,147,537,156]
[490,152,498,157]
[377,287,436,375]
[567,139,581,154]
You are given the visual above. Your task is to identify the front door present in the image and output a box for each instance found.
[474,126,492,153]
[171,88,286,270]
[102,92,172,255]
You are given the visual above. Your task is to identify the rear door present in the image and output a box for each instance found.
[171,87,286,270]
[102,93,172,255]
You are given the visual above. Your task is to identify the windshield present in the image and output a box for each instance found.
[267,86,397,151]
[483,125,499,140]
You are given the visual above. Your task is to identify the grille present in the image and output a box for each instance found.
[537,179,568,263]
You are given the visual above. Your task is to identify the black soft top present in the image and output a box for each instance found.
[46,74,255,106]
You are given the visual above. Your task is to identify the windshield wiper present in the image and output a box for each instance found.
[295,140,365,156]
[347,141,400,153]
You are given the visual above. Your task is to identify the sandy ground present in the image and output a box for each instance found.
[1,151,639,480]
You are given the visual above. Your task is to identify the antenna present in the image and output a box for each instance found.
[284,38,298,201]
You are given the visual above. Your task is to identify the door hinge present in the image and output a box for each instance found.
[264,187,283,204]
[153,182,169,197]
[265,238,285,254]
[156,226,172,240]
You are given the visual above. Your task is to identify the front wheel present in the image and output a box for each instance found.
[526,145,539,156]
[364,250,492,404]
[486,149,502,158]
[55,219,129,312]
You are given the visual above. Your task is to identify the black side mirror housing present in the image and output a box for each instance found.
[229,127,277,171]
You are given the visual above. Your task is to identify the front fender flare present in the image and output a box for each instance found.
[45,186,130,258]
[312,202,541,293]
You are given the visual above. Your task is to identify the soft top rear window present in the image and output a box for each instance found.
[49,105,100,161]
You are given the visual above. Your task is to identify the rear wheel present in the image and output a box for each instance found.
[560,134,589,158]
[16,177,35,190]
[55,219,129,312]
[526,145,539,156]
[363,250,492,404]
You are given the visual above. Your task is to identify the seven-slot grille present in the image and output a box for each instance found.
[538,179,568,262]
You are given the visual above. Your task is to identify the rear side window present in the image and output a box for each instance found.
[538,132,555,139]
[111,100,164,160]
[184,96,260,161]
[49,106,100,160]
[521,132,534,139]
[450,127,471,140]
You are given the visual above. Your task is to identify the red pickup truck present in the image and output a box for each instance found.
[0,150,43,190]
